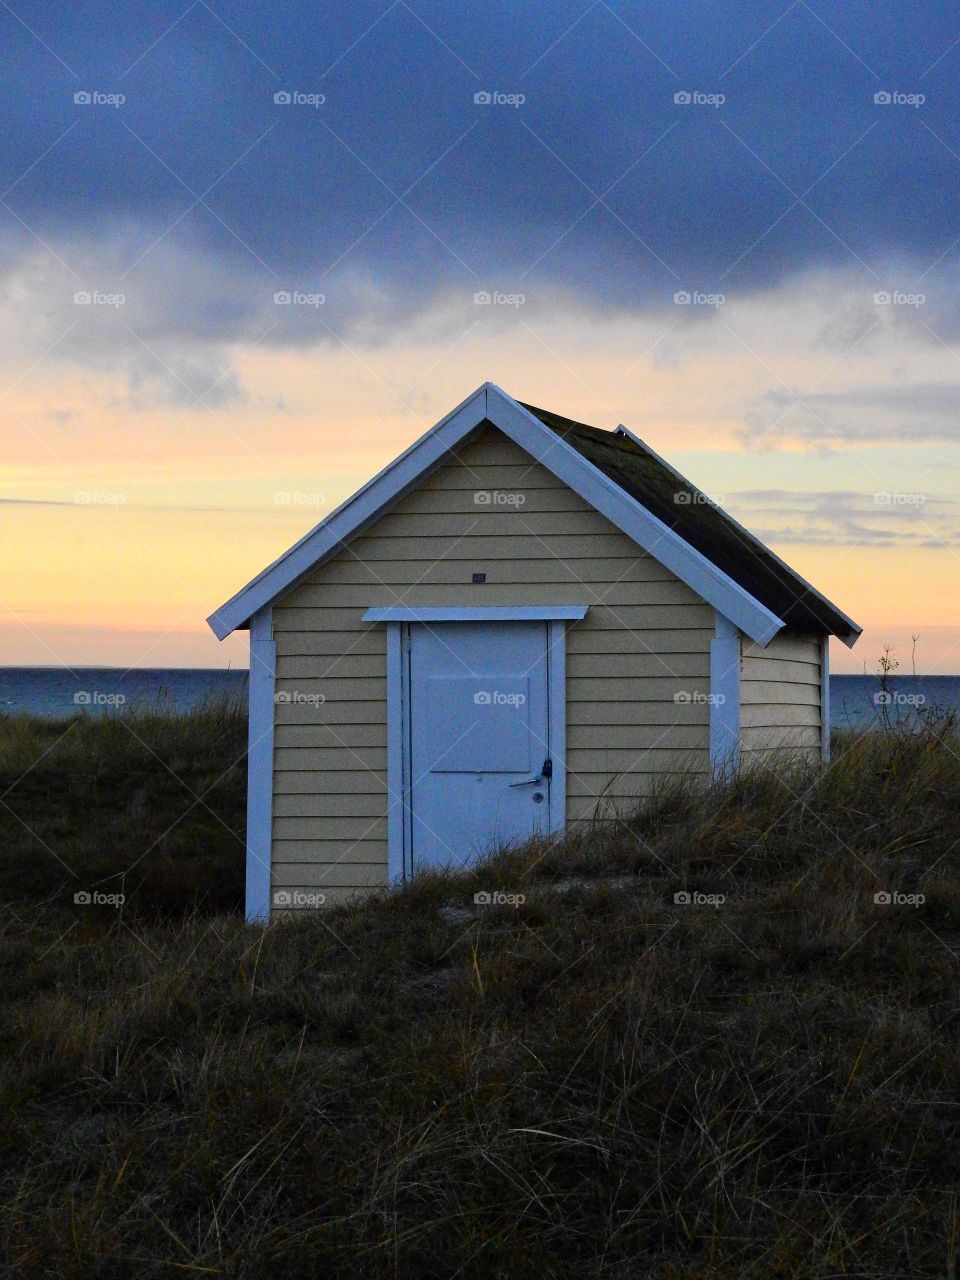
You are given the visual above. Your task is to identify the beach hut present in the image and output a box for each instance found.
[208,384,860,920]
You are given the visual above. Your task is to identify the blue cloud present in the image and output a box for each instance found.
[2,0,959,337]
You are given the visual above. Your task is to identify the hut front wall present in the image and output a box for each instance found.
[270,425,716,906]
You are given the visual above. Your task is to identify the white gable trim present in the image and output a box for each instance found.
[488,389,784,646]
[208,385,489,640]
[208,382,786,646]
[620,428,862,649]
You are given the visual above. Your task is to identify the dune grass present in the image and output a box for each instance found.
[1,707,960,1277]
[0,699,246,917]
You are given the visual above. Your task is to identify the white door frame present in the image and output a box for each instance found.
[364,605,587,883]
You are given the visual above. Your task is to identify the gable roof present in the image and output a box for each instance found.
[208,383,860,647]
[521,402,860,640]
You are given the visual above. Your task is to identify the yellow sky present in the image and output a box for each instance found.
[3,290,958,674]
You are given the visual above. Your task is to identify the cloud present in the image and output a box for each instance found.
[1,240,959,477]
[728,489,960,548]
[1,0,959,338]
[0,495,280,513]
[745,379,960,445]
[3,0,960,419]
[0,237,257,409]
[0,497,74,507]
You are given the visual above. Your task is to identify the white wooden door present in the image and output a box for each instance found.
[407,620,552,870]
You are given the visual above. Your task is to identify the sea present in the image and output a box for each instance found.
[1,667,958,733]
[0,668,248,719]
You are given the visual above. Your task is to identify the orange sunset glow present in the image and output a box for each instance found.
[3,294,958,674]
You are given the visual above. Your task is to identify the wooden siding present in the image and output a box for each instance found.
[740,631,822,763]
[269,426,715,906]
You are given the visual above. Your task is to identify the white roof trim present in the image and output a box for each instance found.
[487,388,784,645]
[208,382,795,646]
[207,385,489,639]
[622,429,862,649]
[614,423,644,447]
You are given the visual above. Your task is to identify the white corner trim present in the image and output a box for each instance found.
[821,635,831,765]
[710,613,741,778]
[385,621,406,885]
[547,618,568,834]
[245,608,275,924]
[364,605,589,623]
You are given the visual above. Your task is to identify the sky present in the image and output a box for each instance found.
[2,1,959,675]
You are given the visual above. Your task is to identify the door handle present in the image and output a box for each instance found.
[509,757,552,787]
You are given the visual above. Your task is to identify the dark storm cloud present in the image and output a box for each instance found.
[2,0,959,339]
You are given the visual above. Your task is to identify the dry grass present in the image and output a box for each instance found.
[1,708,960,1277]
[0,699,246,917]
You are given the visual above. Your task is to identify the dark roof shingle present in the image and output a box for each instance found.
[519,401,859,639]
